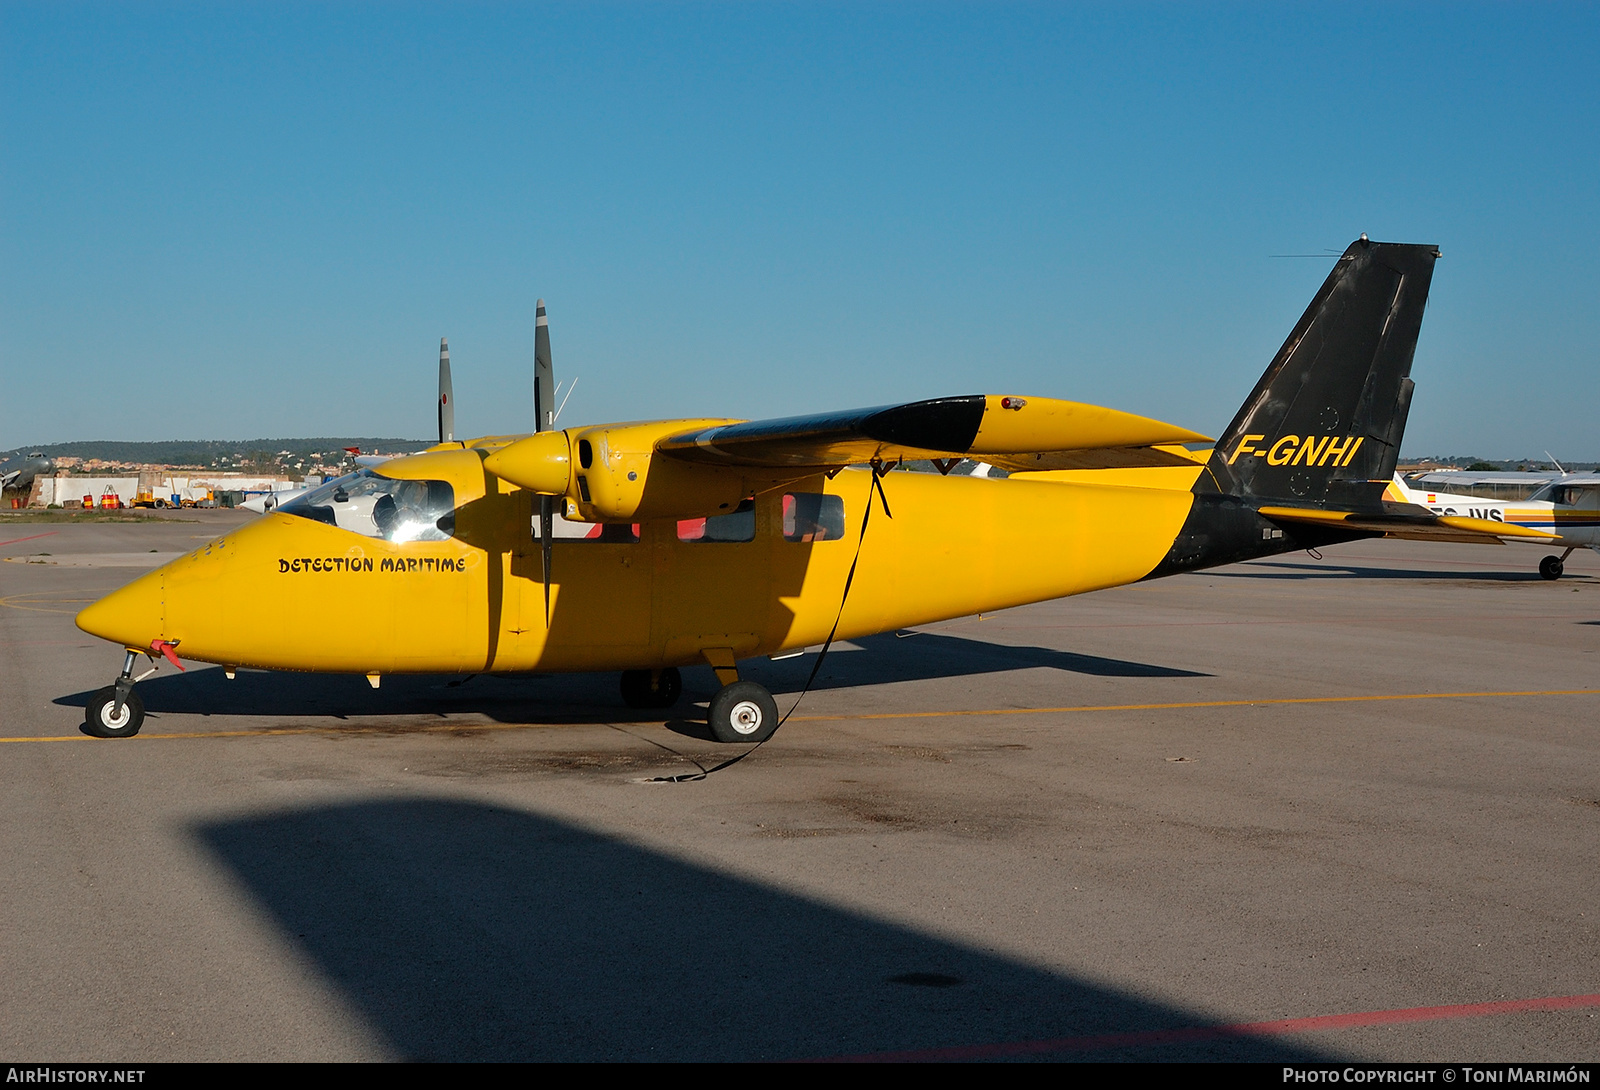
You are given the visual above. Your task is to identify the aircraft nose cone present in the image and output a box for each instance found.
[76,570,166,648]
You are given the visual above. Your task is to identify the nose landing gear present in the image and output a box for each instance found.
[83,641,182,739]
[1540,547,1576,581]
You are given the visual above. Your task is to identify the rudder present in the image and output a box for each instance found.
[1205,238,1439,510]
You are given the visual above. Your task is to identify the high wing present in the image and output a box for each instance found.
[1258,504,1559,545]
[656,394,1209,471]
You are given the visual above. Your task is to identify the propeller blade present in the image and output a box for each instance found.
[534,300,556,624]
[540,495,554,626]
[534,300,555,433]
[438,338,455,444]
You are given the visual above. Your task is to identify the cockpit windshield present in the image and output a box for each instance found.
[1528,483,1594,507]
[279,470,455,542]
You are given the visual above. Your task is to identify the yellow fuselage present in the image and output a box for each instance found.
[76,448,1202,675]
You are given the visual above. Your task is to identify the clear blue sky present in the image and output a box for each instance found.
[3,2,1595,458]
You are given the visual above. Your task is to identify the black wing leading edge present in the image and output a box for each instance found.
[659,397,988,468]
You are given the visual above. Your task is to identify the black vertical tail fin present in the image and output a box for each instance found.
[1205,238,1439,510]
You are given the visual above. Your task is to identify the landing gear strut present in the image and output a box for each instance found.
[620,667,683,709]
[84,649,147,738]
[1540,548,1576,581]
[83,640,182,738]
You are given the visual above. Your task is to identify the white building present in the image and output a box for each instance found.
[28,471,297,508]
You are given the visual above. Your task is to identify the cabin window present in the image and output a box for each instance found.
[532,511,639,543]
[677,499,756,543]
[280,470,455,542]
[783,492,845,542]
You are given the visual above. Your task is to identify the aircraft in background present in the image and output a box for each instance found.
[1387,472,1598,579]
[239,484,310,515]
[79,240,1518,742]
[0,451,52,493]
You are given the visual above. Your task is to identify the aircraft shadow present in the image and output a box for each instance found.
[193,796,1337,1062]
[1211,560,1572,583]
[54,631,1207,725]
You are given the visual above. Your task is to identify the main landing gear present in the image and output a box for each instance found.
[618,657,781,744]
[1540,548,1576,581]
[707,681,779,744]
[84,640,182,739]
[620,667,683,709]
[700,650,779,744]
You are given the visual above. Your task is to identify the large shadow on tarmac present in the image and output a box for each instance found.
[55,630,1207,724]
[194,796,1334,1062]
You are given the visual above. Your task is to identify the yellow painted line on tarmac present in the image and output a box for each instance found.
[4,687,1599,744]
[0,719,581,744]
[0,593,99,614]
[789,688,1600,722]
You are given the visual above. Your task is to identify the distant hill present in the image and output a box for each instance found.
[1,438,432,465]
[1403,455,1599,472]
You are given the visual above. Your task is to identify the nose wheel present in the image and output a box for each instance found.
[85,684,145,738]
[1540,548,1575,581]
[83,641,181,739]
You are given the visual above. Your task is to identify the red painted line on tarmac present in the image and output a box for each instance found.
[0,531,59,547]
[806,992,1600,1062]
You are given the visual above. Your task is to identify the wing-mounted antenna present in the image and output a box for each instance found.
[438,338,455,444]
[534,300,556,625]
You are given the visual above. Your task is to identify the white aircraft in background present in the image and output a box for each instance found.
[240,449,401,514]
[240,485,309,515]
[1388,472,1600,579]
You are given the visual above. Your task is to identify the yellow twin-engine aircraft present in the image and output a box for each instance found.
[77,239,1517,743]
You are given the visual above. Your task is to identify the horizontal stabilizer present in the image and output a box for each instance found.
[1258,504,1558,545]
[658,395,1208,471]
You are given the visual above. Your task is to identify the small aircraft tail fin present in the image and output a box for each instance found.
[1148,239,1445,578]
[1203,238,1439,510]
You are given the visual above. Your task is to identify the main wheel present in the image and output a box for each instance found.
[1540,555,1564,581]
[84,686,145,738]
[620,667,683,709]
[707,681,780,744]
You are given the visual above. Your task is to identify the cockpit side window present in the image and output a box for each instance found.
[280,470,456,542]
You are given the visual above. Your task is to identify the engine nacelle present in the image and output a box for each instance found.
[568,420,749,522]
[485,420,751,523]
